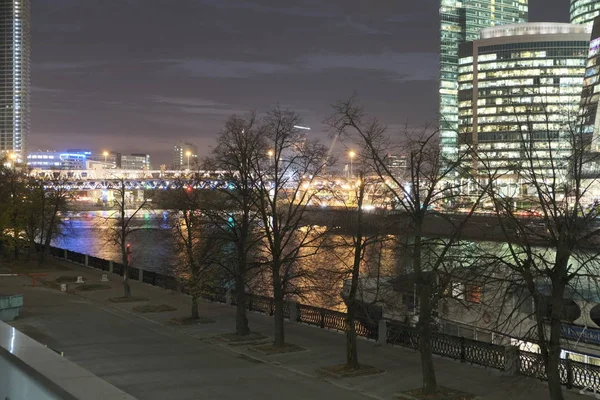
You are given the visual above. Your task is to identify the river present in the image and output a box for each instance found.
[52,210,401,310]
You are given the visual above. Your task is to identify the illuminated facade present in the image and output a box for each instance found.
[0,0,30,158]
[580,17,600,152]
[458,23,590,190]
[440,0,528,160]
[173,142,198,169]
[571,0,600,25]
[27,150,88,170]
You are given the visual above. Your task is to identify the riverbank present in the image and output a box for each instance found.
[0,258,586,400]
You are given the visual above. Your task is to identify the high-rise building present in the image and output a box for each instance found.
[571,0,600,25]
[458,23,590,194]
[580,16,600,150]
[173,142,198,170]
[440,0,528,159]
[0,0,30,158]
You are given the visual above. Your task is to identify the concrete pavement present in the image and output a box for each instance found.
[1,260,586,400]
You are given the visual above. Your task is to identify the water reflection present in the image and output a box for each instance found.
[54,210,174,274]
[53,211,402,310]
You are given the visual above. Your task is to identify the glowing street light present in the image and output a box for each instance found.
[186,150,192,170]
[103,151,109,164]
[8,153,17,169]
[267,149,274,166]
[348,150,356,178]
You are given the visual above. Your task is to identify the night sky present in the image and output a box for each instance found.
[33,0,568,165]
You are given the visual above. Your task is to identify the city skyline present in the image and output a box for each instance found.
[32,0,567,166]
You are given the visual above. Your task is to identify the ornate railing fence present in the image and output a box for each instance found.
[48,244,600,393]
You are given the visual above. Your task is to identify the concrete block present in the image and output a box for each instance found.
[0,295,23,322]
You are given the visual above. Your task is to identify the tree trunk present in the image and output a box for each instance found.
[346,173,364,370]
[235,272,250,336]
[272,261,285,347]
[546,276,567,400]
[418,283,437,395]
[345,304,359,369]
[191,296,199,319]
[273,294,285,347]
[546,331,564,400]
[123,252,131,298]
[123,277,131,298]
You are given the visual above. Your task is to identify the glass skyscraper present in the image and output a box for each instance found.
[571,0,600,25]
[0,0,30,158]
[458,23,590,193]
[440,0,528,159]
[579,17,600,148]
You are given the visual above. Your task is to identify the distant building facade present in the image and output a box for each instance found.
[173,142,198,169]
[119,153,150,170]
[88,151,118,169]
[571,0,600,25]
[0,0,31,158]
[384,154,407,178]
[458,23,590,193]
[439,0,529,160]
[27,150,88,170]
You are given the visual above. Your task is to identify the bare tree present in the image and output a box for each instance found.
[161,177,225,320]
[205,113,266,336]
[330,96,488,395]
[330,168,393,370]
[37,176,71,263]
[474,110,600,400]
[105,178,153,298]
[253,107,331,348]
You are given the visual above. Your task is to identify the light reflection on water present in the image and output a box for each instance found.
[54,210,174,274]
[54,211,401,310]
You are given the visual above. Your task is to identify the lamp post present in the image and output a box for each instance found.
[186,150,192,170]
[103,151,109,165]
[348,150,356,178]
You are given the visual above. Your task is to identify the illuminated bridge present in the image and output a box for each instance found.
[30,169,230,191]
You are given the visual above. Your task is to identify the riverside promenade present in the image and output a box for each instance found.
[0,260,586,400]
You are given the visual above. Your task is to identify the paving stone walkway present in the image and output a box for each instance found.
[1,260,587,399]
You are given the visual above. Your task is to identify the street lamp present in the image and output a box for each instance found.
[8,153,17,169]
[103,151,109,164]
[267,150,274,166]
[186,150,192,170]
[348,150,356,178]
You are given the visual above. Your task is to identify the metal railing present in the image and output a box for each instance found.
[49,244,600,393]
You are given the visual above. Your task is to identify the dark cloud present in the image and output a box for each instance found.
[31,0,570,165]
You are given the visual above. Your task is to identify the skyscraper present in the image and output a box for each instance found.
[579,16,600,149]
[571,0,600,25]
[440,0,528,159]
[458,23,590,194]
[0,0,30,158]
